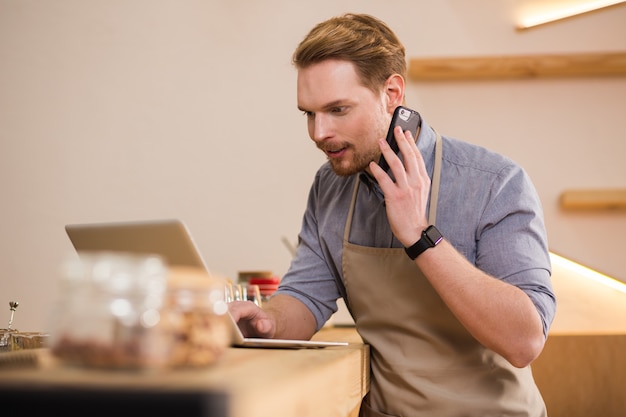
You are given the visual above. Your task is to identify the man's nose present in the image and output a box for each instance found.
[312,113,331,143]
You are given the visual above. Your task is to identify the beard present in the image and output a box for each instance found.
[316,102,391,177]
[323,143,381,177]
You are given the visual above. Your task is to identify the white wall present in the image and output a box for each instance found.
[1,0,625,331]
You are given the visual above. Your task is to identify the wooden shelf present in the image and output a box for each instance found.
[560,188,626,210]
[408,52,626,81]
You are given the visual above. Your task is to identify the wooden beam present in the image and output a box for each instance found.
[560,188,626,210]
[408,52,626,81]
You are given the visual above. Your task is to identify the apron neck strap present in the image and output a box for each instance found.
[428,131,443,225]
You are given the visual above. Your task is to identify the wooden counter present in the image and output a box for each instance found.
[0,329,369,417]
[2,255,622,416]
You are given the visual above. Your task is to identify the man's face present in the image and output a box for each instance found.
[297,60,391,177]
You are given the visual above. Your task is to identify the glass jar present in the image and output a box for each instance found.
[160,266,230,368]
[49,252,170,369]
[49,254,231,370]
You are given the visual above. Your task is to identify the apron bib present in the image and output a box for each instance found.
[342,133,546,417]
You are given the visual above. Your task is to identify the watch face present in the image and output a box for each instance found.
[425,225,443,247]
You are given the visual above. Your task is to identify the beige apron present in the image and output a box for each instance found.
[342,133,546,417]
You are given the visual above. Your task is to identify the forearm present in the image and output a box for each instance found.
[263,294,318,340]
[416,240,546,368]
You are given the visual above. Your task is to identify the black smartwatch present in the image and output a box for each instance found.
[404,225,443,260]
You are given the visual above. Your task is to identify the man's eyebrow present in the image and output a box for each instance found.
[298,100,349,113]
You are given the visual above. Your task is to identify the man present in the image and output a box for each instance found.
[230,13,556,416]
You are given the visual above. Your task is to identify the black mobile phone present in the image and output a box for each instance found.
[378,106,421,173]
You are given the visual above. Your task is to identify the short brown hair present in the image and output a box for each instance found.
[292,14,406,93]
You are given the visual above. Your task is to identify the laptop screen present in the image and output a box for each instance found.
[65,219,209,272]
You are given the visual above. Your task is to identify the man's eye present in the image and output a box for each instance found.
[331,107,346,114]
[302,111,314,117]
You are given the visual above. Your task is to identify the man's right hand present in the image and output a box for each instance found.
[228,300,276,338]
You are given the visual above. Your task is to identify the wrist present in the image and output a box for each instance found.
[404,225,444,260]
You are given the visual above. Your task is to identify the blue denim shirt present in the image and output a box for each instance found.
[276,119,556,336]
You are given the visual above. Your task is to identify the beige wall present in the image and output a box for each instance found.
[1,0,625,330]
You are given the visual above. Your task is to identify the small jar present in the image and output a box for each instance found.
[248,275,280,304]
[160,266,230,368]
[238,271,280,304]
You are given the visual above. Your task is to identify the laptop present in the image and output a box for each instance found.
[64,219,209,271]
[227,314,347,348]
[65,219,348,349]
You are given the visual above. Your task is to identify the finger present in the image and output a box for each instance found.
[383,126,418,186]
[369,154,394,188]
[394,128,418,172]
[371,135,403,185]
[228,300,273,337]
[228,300,261,322]
[396,128,428,183]
[388,126,413,182]
[255,317,273,336]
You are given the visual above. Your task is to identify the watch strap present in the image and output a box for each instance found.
[404,237,432,260]
[404,225,443,260]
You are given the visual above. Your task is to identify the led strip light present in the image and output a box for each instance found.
[550,252,626,295]
[517,0,626,29]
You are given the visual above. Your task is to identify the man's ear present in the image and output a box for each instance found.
[384,74,405,113]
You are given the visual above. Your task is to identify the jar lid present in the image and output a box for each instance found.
[168,266,228,290]
[249,276,280,285]
[61,252,168,296]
